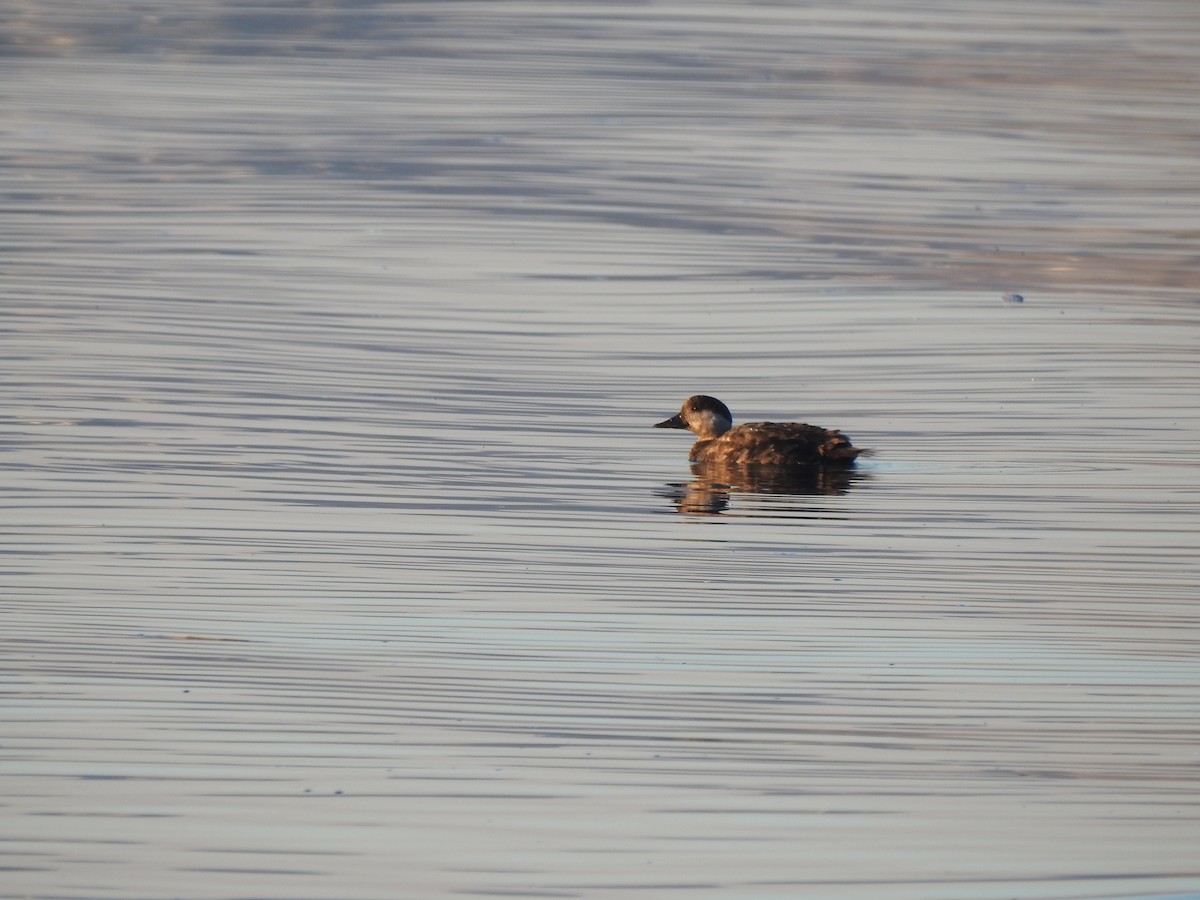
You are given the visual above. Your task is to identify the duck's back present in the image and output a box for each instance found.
[691,421,861,466]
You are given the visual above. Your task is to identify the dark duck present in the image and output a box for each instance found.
[654,395,864,467]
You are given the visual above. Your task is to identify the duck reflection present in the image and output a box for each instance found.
[659,460,863,516]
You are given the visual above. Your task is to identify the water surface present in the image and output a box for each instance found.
[4,2,1199,898]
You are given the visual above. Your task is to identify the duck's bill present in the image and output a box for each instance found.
[654,414,687,429]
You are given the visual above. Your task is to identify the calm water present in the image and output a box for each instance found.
[4,2,1199,899]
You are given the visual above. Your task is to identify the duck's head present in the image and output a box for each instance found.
[654,395,733,439]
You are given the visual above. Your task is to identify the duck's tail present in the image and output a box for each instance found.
[820,432,866,462]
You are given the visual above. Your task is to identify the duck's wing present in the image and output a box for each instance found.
[754,422,863,463]
[695,421,861,466]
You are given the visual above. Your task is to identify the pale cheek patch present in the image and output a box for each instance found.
[692,409,731,437]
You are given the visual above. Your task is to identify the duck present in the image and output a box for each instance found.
[654,395,864,467]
